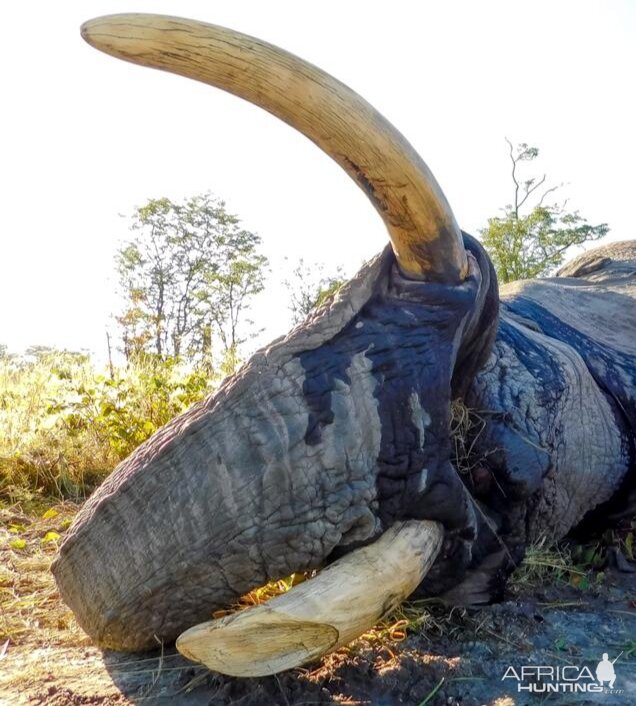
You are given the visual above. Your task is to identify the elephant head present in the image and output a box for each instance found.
[53,14,635,675]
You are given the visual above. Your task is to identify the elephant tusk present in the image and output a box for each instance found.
[80,14,467,283]
[175,519,443,677]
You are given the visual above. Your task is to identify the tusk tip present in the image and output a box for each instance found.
[80,14,146,52]
[176,615,338,677]
[80,15,118,51]
[79,18,96,44]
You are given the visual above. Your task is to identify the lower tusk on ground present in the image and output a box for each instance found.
[175,519,444,676]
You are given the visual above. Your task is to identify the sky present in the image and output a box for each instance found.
[1,0,634,361]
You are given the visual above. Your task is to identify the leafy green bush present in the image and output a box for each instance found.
[0,350,215,501]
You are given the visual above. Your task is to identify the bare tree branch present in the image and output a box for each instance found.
[517,174,547,211]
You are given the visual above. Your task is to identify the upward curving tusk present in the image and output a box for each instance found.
[175,520,443,677]
[81,14,467,283]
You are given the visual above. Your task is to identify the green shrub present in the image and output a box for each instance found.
[0,350,215,501]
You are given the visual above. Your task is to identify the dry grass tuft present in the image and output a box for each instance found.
[449,400,492,479]
[0,500,84,651]
[211,571,315,619]
[511,539,581,590]
[509,536,609,593]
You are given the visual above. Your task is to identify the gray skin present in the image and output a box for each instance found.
[52,238,636,651]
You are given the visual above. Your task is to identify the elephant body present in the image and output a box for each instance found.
[437,240,636,604]
[56,14,635,656]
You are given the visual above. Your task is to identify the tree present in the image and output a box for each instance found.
[481,140,609,283]
[115,194,268,372]
[203,233,268,373]
[284,259,346,325]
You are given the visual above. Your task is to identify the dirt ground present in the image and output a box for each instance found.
[1,503,635,706]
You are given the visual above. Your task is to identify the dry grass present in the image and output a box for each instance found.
[449,400,503,495]
[509,536,610,595]
[0,500,98,702]
[449,399,487,475]
[0,500,85,651]
[510,539,580,590]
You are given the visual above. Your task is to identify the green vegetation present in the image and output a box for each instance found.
[509,525,636,594]
[481,140,608,283]
[0,348,214,502]
[510,538,604,592]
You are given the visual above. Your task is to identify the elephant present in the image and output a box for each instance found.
[53,14,635,674]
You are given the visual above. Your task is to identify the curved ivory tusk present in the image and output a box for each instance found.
[81,14,467,283]
[175,519,443,677]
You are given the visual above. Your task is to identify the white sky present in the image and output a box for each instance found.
[1,0,634,360]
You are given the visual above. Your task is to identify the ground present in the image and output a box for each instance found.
[1,502,635,706]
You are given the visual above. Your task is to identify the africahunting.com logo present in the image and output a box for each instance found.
[502,652,624,695]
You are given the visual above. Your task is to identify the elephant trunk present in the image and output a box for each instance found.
[53,348,383,650]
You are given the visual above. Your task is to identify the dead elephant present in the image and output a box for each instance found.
[53,13,636,677]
